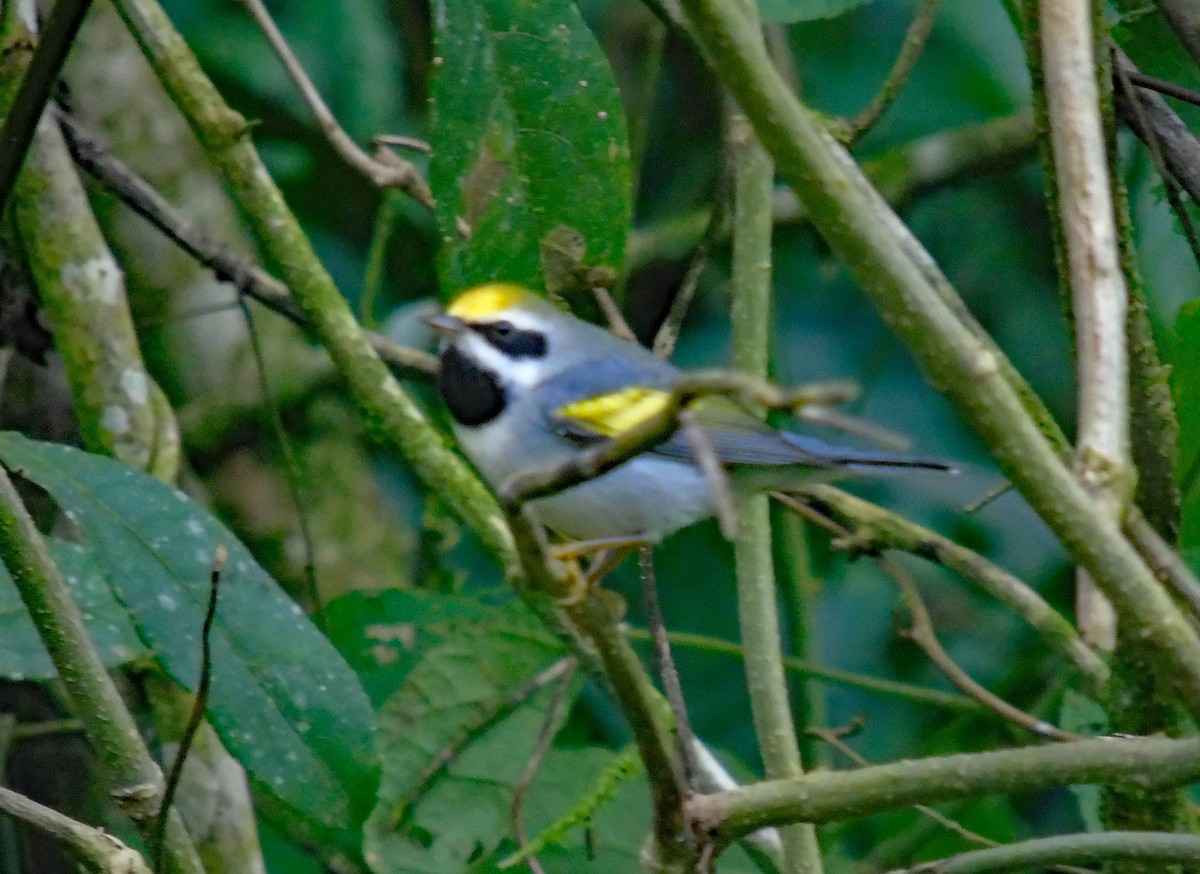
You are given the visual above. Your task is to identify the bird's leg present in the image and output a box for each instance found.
[550,538,644,604]
[550,536,649,562]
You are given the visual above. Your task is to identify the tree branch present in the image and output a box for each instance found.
[55,111,438,379]
[774,487,1107,688]
[689,734,1200,843]
[891,831,1200,874]
[110,0,512,564]
[728,78,823,874]
[1040,0,1131,651]
[0,785,151,874]
[675,0,1200,720]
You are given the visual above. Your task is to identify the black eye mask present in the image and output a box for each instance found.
[475,321,548,359]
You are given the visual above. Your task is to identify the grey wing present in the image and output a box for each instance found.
[540,361,952,471]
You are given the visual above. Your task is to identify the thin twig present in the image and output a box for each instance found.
[883,556,1081,743]
[154,544,226,874]
[238,0,434,208]
[1127,69,1200,108]
[638,546,698,789]
[510,660,577,874]
[771,488,1108,688]
[591,286,637,342]
[889,831,1200,874]
[1112,48,1200,270]
[56,111,439,378]
[837,0,941,144]
[651,188,729,358]
[626,627,979,711]
[239,300,321,625]
[372,133,431,153]
[1125,509,1200,623]
[679,408,739,539]
[0,0,95,216]
[778,494,1082,741]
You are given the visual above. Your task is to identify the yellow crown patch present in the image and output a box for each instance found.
[446,283,530,320]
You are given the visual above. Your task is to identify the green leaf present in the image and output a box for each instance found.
[0,433,376,834]
[0,540,147,681]
[363,601,571,874]
[1170,301,1200,546]
[429,0,631,296]
[758,0,876,23]
[324,588,495,706]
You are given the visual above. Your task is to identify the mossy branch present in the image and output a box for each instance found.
[689,734,1200,844]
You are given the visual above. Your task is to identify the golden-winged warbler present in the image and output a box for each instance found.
[427,282,952,542]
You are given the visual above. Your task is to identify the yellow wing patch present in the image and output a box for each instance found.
[556,386,672,437]
[446,282,530,319]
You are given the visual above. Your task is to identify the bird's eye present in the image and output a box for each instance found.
[490,321,514,338]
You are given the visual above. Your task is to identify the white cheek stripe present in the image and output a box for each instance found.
[457,335,544,388]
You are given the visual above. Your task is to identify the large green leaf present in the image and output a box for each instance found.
[1171,301,1200,547]
[0,433,376,833]
[0,540,147,681]
[759,0,876,23]
[363,601,572,874]
[323,588,495,706]
[429,0,631,295]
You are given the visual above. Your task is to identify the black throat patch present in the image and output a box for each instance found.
[437,344,506,427]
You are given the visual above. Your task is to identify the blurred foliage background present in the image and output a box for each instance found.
[2,0,1199,870]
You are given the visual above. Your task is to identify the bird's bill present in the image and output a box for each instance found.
[422,312,469,337]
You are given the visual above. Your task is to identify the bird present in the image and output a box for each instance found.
[426,282,953,544]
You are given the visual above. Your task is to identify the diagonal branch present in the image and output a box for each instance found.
[674,0,1200,719]
[689,734,1200,844]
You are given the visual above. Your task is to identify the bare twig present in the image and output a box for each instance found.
[371,133,431,153]
[154,544,226,874]
[627,627,978,711]
[884,556,1081,742]
[1041,0,1131,650]
[679,408,739,539]
[778,494,1082,740]
[1125,509,1200,623]
[638,546,699,790]
[837,0,941,144]
[1126,69,1200,108]
[238,0,434,208]
[0,0,94,216]
[510,661,577,874]
[239,300,321,623]
[56,111,438,378]
[772,488,1108,688]
[591,286,637,342]
[651,191,729,358]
